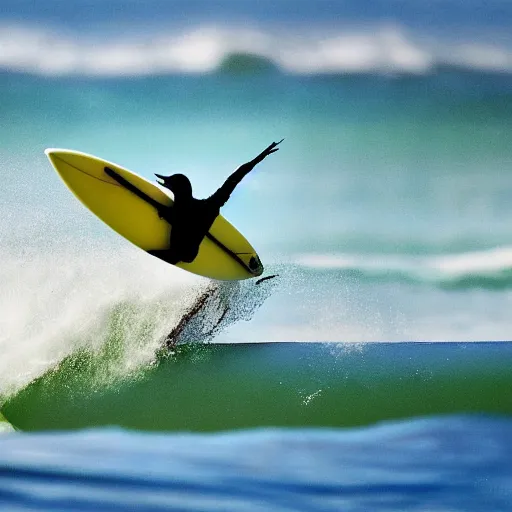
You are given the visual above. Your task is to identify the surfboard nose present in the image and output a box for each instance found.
[45,148,58,162]
[45,149,101,177]
[45,148,68,167]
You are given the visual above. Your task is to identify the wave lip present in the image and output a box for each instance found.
[278,27,433,75]
[2,23,512,76]
[295,247,512,290]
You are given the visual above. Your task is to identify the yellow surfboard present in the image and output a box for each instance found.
[45,149,263,280]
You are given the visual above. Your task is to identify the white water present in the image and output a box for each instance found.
[0,245,203,398]
[2,23,512,76]
[295,246,512,287]
[0,239,281,400]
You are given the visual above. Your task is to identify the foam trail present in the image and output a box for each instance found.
[2,23,512,76]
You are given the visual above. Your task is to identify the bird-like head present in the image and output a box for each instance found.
[155,173,192,198]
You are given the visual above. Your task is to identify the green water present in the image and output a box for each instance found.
[3,342,512,432]
[0,412,14,432]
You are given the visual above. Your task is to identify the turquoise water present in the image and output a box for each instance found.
[3,72,512,256]
[2,72,512,354]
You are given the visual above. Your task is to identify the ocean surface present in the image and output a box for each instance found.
[1,0,512,509]
[1,416,512,511]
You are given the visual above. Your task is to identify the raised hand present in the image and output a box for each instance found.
[251,139,284,165]
[211,139,285,208]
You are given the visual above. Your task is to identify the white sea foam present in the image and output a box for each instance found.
[0,238,278,399]
[295,247,512,287]
[0,245,203,398]
[1,23,512,76]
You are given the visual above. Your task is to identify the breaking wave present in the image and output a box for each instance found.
[0,246,276,401]
[295,247,512,290]
[2,23,512,76]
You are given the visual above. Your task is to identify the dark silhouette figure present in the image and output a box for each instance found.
[104,140,282,267]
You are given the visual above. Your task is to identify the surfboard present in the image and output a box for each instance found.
[45,149,263,280]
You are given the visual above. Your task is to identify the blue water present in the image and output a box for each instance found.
[0,416,511,511]
[3,0,512,33]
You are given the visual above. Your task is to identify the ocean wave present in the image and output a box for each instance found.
[295,247,512,290]
[0,245,276,402]
[2,23,512,76]
[0,246,197,399]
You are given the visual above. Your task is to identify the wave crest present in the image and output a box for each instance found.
[295,247,512,290]
[1,24,512,76]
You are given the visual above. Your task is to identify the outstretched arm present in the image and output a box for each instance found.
[209,139,283,208]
